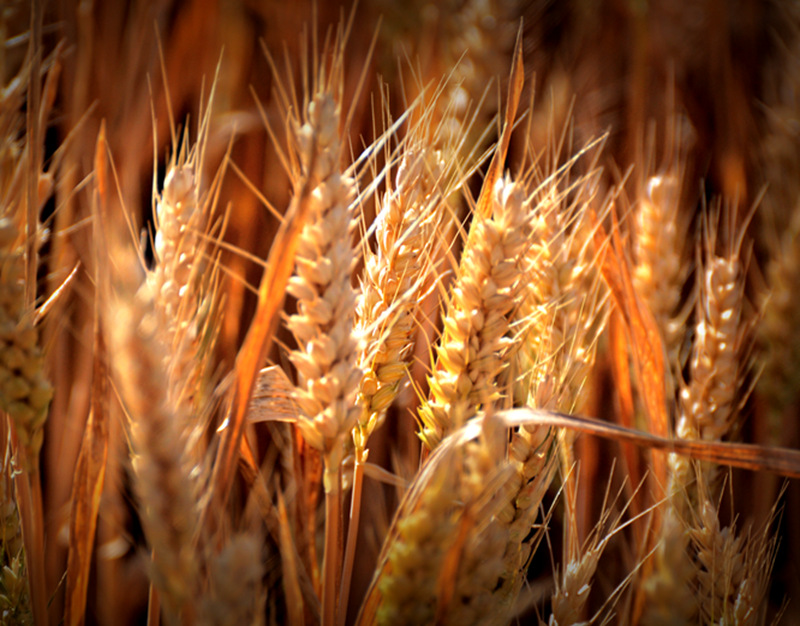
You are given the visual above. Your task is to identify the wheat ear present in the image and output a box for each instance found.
[516,179,605,414]
[647,205,754,623]
[285,86,361,625]
[689,483,779,625]
[432,0,517,153]
[632,173,690,372]
[286,88,361,488]
[355,146,445,455]
[671,206,752,501]
[418,175,531,449]
[107,258,199,622]
[0,218,51,467]
[358,415,514,626]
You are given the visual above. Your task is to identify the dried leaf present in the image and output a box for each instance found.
[499,408,800,479]
[64,125,110,626]
[594,205,669,491]
[247,366,299,424]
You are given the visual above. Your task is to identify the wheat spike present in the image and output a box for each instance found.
[670,207,752,503]
[0,218,51,467]
[493,423,557,605]
[285,88,361,491]
[687,485,778,626]
[633,174,689,370]
[433,0,517,153]
[419,175,531,449]
[107,260,199,621]
[355,146,445,455]
[360,416,514,626]
[516,181,605,414]
[442,418,517,626]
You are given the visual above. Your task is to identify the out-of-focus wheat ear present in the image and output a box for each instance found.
[418,175,531,449]
[632,174,691,373]
[0,218,52,469]
[144,118,225,475]
[357,415,514,626]
[689,482,779,625]
[106,255,199,623]
[431,0,518,155]
[0,51,54,469]
[199,534,266,626]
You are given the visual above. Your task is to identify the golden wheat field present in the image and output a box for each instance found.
[4,0,800,624]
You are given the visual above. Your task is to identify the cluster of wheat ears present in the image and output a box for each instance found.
[4,1,800,624]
